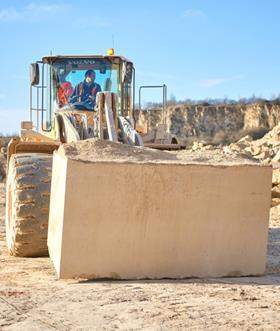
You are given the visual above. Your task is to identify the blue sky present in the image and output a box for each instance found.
[0,0,280,133]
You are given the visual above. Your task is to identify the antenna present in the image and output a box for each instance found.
[112,34,115,50]
[50,50,53,56]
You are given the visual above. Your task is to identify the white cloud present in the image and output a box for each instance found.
[0,3,70,22]
[183,9,205,18]
[26,3,69,17]
[200,78,227,88]
[200,75,242,88]
[0,8,21,21]
[0,3,108,28]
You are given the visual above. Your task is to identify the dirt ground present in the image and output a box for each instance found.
[0,182,279,330]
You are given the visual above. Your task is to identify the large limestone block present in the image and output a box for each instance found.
[48,140,272,279]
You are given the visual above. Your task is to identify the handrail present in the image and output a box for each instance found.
[138,84,167,124]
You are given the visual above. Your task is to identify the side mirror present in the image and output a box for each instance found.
[29,63,39,86]
[122,62,133,84]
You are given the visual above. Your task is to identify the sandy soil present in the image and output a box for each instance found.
[0,181,279,330]
[61,139,259,165]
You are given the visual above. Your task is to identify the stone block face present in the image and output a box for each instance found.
[48,148,272,279]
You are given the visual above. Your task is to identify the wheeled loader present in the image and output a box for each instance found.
[4,51,272,280]
[5,49,179,257]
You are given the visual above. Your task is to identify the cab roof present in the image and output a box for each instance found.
[42,55,132,64]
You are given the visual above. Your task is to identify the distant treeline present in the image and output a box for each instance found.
[141,94,280,108]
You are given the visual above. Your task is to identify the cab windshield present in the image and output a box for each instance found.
[52,58,119,111]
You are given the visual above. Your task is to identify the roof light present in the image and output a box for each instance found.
[107,48,115,56]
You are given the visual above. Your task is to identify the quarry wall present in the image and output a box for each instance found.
[136,103,280,144]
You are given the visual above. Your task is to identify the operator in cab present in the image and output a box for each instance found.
[70,69,101,110]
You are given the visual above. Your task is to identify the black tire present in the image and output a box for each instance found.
[5,153,52,257]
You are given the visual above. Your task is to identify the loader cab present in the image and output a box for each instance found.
[29,53,135,133]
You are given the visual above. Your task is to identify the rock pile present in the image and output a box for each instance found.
[0,156,5,182]
[226,123,280,208]
[0,144,7,182]
[272,169,280,208]
[191,123,280,208]
[0,136,14,182]
[225,123,280,165]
